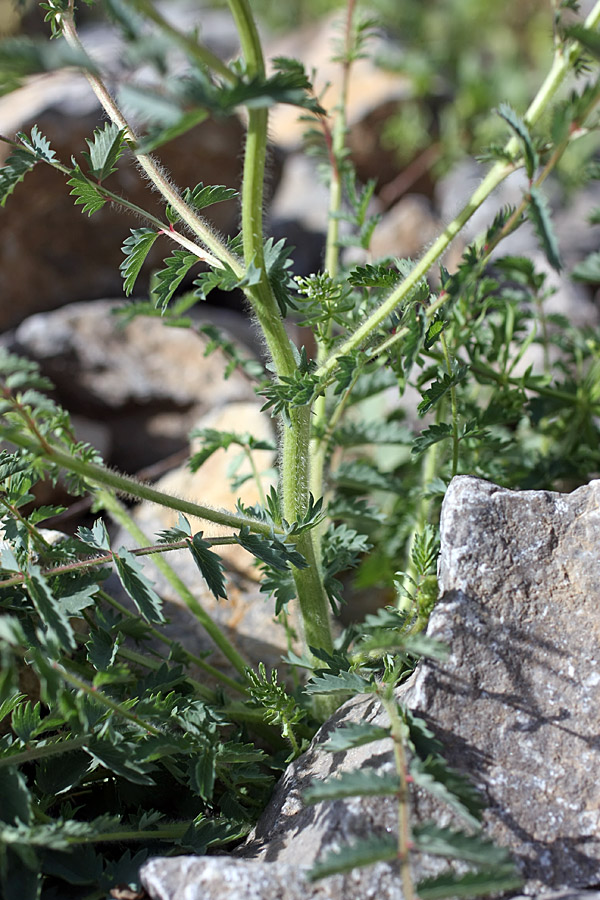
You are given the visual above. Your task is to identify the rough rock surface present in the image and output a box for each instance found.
[140,475,600,899]
[423,475,600,890]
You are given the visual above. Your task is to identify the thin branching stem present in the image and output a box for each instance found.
[59,9,242,273]
[379,688,415,900]
[2,427,279,536]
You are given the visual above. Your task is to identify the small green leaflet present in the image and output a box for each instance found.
[25,565,76,651]
[221,61,325,114]
[0,448,31,482]
[497,102,538,179]
[182,182,238,212]
[235,527,306,572]
[76,518,111,553]
[263,237,295,317]
[413,822,514,866]
[191,748,216,801]
[193,261,260,302]
[410,755,484,828]
[135,110,210,156]
[527,185,562,271]
[0,145,36,207]
[412,423,453,455]
[572,250,600,282]
[305,670,373,695]
[0,692,25,724]
[67,167,107,216]
[308,835,397,881]
[155,513,192,543]
[323,722,391,752]
[81,123,125,182]
[425,319,444,349]
[331,459,397,492]
[348,262,400,289]
[418,365,469,416]
[85,739,156,785]
[18,125,55,163]
[120,228,159,296]
[0,767,31,826]
[303,769,400,804]
[188,534,226,600]
[10,701,39,744]
[113,548,165,623]
[153,250,198,313]
[86,627,120,671]
[333,420,412,447]
[417,865,523,900]
[188,429,276,472]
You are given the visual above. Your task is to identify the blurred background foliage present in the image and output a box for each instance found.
[1,0,596,188]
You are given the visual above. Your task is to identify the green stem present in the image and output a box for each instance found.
[2,428,278,537]
[440,331,459,477]
[379,689,415,900]
[323,0,355,280]
[227,0,335,663]
[97,490,251,682]
[65,821,242,844]
[0,735,90,770]
[57,663,162,735]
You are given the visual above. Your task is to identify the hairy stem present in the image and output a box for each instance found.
[0,735,90,770]
[379,689,415,900]
[227,0,335,662]
[59,10,242,273]
[440,331,459,477]
[3,428,278,536]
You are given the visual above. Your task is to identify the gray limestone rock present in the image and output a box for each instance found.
[419,476,600,891]
[140,476,600,899]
